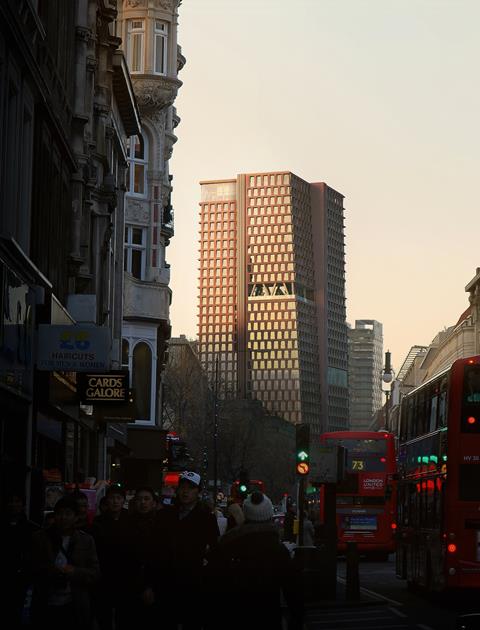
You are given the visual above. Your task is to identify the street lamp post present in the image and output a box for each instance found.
[212,355,219,505]
[381,351,394,431]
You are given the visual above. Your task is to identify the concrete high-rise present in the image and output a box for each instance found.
[197,171,348,435]
[348,320,383,431]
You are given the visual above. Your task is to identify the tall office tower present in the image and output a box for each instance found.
[348,320,384,431]
[197,172,348,435]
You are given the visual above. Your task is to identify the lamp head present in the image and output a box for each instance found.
[382,372,393,384]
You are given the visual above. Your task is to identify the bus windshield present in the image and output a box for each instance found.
[325,438,388,472]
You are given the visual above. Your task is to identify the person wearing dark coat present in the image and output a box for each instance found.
[90,484,130,630]
[0,493,39,628]
[29,495,100,630]
[122,486,161,629]
[207,492,304,630]
[155,471,219,629]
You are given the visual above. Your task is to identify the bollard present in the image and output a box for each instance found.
[345,541,360,600]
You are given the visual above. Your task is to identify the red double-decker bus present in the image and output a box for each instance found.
[396,355,480,592]
[319,430,397,559]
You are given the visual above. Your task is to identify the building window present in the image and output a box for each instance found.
[127,135,148,196]
[124,225,146,279]
[133,342,152,421]
[154,20,168,75]
[127,20,145,73]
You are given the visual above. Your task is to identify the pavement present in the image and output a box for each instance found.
[303,576,385,610]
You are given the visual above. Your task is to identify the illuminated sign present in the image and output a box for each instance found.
[352,459,365,471]
[78,371,129,403]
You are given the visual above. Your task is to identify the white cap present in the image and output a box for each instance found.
[179,471,201,487]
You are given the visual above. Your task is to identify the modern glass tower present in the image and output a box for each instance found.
[197,171,348,435]
[348,320,384,431]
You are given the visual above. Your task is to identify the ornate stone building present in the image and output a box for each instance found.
[116,0,184,486]
[0,0,140,518]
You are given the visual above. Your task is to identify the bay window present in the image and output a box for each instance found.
[127,20,144,73]
[154,20,168,75]
[124,225,146,280]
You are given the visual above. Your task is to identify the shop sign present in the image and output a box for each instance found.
[77,371,129,403]
[37,325,111,372]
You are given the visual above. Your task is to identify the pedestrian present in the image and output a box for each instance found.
[303,511,315,547]
[90,484,129,630]
[207,491,304,630]
[157,471,219,629]
[283,502,296,543]
[29,495,99,630]
[123,486,161,628]
[97,495,108,516]
[203,497,228,537]
[70,489,91,532]
[215,507,228,537]
[0,493,39,629]
[226,500,245,531]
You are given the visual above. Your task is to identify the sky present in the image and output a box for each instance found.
[169,0,480,375]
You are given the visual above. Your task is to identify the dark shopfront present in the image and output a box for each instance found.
[32,362,103,525]
[0,238,104,523]
[0,238,48,514]
[33,314,123,523]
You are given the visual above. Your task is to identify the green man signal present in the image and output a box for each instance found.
[295,424,310,476]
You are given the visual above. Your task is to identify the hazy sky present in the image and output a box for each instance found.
[169,0,480,374]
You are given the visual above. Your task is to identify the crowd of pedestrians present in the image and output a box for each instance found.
[1,473,304,630]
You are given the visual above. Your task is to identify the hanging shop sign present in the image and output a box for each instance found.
[77,371,129,403]
[37,325,111,372]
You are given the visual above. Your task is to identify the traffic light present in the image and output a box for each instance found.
[295,424,310,476]
[238,469,249,499]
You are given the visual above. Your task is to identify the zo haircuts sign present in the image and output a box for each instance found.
[37,325,111,372]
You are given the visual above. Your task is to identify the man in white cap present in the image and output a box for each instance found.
[157,471,219,629]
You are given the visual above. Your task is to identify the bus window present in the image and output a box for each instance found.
[405,397,413,441]
[429,390,438,433]
[461,366,480,433]
[464,366,480,403]
[459,464,480,501]
[438,379,448,428]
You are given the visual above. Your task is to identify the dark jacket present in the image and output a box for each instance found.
[0,512,39,625]
[207,522,303,630]
[30,526,100,629]
[90,509,129,596]
[157,502,219,583]
[124,510,160,595]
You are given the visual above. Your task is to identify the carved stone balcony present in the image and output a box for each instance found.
[132,75,182,113]
[123,273,171,322]
[164,130,177,160]
[177,45,186,72]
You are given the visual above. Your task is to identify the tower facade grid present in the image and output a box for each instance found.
[198,172,348,435]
